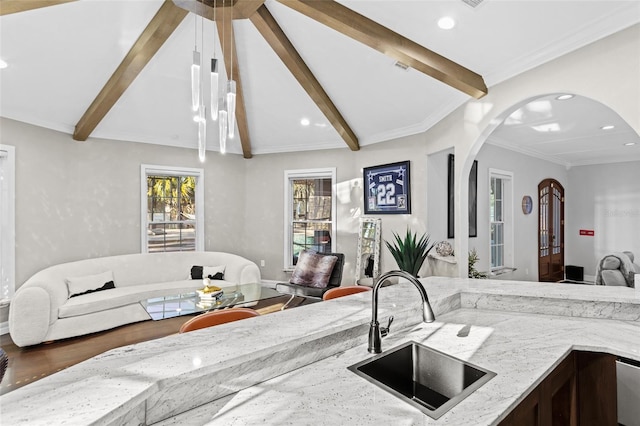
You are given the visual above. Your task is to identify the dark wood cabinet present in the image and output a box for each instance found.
[498,351,616,426]
[575,352,618,426]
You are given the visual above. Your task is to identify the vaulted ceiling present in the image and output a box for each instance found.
[1,0,639,162]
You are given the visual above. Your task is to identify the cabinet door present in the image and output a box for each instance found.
[576,352,617,426]
[542,352,577,426]
[498,353,576,426]
[499,352,617,426]
[512,388,541,426]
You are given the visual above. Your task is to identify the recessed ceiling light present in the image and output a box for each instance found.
[556,94,574,100]
[437,17,456,30]
[0,59,7,69]
[300,118,310,126]
[601,125,615,130]
[624,142,636,146]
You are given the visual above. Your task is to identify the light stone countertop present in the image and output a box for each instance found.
[1,277,639,425]
[163,308,640,426]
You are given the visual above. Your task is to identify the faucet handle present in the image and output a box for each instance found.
[380,316,394,338]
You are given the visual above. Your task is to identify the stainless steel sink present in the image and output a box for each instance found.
[348,341,496,419]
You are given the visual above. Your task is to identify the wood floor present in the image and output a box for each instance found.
[0,294,315,395]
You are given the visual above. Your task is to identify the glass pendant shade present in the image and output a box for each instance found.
[191,50,201,112]
[218,98,228,154]
[226,80,236,138]
[198,104,206,162]
[210,59,219,120]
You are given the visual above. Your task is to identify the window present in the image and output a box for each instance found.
[141,165,204,253]
[284,168,336,269]
[489,169,513,271]
[0,145,15,304]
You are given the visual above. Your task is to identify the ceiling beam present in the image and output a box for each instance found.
[0,0,76,16]
[73,1,187,141]
[277,0,488,99]
[173,0,265,20]
[217,7,253,158]
[250,5,359,151]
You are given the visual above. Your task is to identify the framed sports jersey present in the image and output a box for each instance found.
[363,161,411,214]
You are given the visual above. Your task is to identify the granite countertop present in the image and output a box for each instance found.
[1,278,639,425]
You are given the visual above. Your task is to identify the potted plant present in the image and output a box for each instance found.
[385,228,434,277]
[468,248,488,279]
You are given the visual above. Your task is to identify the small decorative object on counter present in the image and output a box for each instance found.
[435,241,454,257]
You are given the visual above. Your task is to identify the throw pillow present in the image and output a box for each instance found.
[289,250,338,288]
[65,270,116,298]
[69,281,115,298]
[190,265,225,280]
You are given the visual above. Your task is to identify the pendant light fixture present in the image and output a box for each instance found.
[226,5,236,138]
[196,13,207,162]
[218,97,228,154]
[198,104,207,162]
[190,0,238,159]
[210,0,219,121]
[227,80,236,138]
[191,15,201,112]
[210,59,219,120]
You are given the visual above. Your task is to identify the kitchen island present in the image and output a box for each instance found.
[1,277,639,425]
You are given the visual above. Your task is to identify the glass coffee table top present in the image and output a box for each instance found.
[141,283,282,320]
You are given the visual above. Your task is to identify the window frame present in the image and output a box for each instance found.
[489,169,514,272]
[0,145,16,305]
[283,168,337,271]
[140,164,205,253]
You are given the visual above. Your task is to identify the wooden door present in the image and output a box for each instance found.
[538,179,564,282]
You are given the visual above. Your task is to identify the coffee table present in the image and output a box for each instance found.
[140,283,283,320]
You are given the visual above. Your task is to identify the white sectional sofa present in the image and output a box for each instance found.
[9,252,261,347]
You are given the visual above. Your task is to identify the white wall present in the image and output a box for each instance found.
[565,161,640,276]
[473,144,569,281]
[424,145,640,281]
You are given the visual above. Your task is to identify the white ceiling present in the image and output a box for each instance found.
[488,94,640,167]
[1,0,639,162]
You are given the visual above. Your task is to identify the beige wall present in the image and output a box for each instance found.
[1,118,247,288]
[241,135,430,283]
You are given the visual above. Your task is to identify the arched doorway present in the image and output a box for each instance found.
[454,92,638,279]
[538,179,564,282]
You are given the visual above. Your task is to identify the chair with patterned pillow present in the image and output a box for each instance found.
[276,251,345,310]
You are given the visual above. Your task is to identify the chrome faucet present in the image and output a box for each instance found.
[368,270,436,354]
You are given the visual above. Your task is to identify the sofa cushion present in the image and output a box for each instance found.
[58,279,236,319]
[289,250,338,289]
[601,270,628,286]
